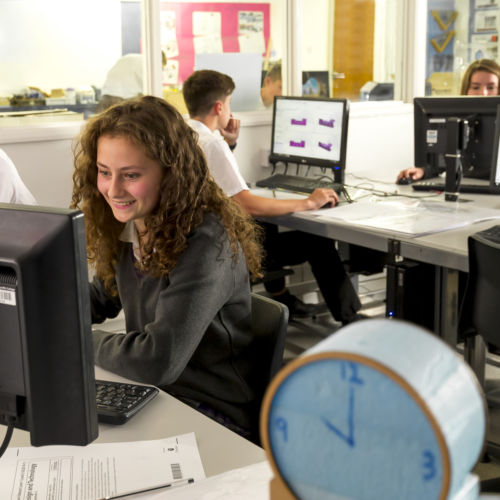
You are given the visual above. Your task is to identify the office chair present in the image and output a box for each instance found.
[249,292,289,443]
[459,226,500,493]
[460,225,500,407]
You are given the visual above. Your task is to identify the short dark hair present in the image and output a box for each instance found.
[183,70,235,117]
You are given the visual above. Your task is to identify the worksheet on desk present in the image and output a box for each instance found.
[306,197,500,237]
[0,432,205,500]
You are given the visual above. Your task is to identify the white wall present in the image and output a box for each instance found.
[346,102,414,181]
[0,103,413,209]
[0,0,123,95]
[301,0,331,70]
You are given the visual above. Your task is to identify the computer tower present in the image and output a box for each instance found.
[386,260,435,331]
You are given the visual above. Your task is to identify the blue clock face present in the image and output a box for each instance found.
[267,358,447,500]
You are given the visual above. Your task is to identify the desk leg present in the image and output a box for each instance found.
[464,335,486,387]
[434,267,459,346]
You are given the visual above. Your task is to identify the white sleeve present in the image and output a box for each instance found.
[201,138,249,198]
[0,149,37,205]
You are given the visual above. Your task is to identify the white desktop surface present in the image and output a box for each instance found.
[255,178,500,271]
[5,366,265,478]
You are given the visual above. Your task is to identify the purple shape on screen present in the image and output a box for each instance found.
[290,140,306,148]
[319,118,335,128]
[291,118,307,126]
[319,142,332,151]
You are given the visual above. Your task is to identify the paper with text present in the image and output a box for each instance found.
[0,432,205,500]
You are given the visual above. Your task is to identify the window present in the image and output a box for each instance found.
[0,0,143,118]
[299,0,398,102]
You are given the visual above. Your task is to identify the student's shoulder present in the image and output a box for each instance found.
[193,212,225,238]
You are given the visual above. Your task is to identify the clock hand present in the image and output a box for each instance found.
[321,385,356,448]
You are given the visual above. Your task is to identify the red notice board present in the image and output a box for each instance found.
[160,2,271,83]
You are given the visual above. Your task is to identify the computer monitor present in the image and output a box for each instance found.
[0,204,98,450]
[414,96,500,180]
[269,96,349,184]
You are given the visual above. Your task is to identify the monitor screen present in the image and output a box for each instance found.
[0,204,98,449]
[269,96,349,182]
[414,96,500,180]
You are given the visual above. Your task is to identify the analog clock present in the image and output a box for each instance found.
[260,319,486,500]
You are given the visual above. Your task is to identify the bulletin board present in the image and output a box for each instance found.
[160,2,271,85]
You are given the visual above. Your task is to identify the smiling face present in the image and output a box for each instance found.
[467,70,499,95]
[96,135,163,233]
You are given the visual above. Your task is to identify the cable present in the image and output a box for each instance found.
[0,419,15,458]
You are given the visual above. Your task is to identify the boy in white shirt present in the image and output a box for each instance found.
[183,70,363,324]
[0,148,36,204]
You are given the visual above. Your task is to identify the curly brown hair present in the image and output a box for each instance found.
[72,96,262,293]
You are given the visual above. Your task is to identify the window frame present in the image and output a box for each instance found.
[142,0,427,108]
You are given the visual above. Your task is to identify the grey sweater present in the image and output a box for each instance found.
[90,214,256,430]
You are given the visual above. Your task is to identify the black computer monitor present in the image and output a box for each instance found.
[0,204,98,451]
[414,96,500,180]
[269,96,349,183]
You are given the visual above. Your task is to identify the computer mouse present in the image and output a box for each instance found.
[397,176,413,185]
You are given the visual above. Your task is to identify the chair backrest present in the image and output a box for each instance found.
[248,293,288,442]
[251,292,289,384]
[459,230,500,347]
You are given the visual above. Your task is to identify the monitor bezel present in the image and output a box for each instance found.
[269,95,349,175]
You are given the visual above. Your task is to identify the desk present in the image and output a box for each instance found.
[255,182,500,345]
[4,367,265,478]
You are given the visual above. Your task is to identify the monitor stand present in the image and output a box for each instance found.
[444,117,469,202]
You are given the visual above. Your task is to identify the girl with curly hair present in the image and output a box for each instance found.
[72,96,263,437]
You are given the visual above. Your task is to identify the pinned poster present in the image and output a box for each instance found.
[193,11,221,36]
[193,11,223,54]
[193,34,223,54]
[161,11,179,58]
[238,11,265,53]
[475,9,499,31]
[163,59,179,85]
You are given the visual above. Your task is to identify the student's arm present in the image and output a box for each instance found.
[396,165,444,183]
[89,277,123,324]
[233,188,338,217]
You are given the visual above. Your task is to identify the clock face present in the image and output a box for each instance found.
[267,357,447,500]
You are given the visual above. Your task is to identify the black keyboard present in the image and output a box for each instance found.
[256,174,343,194]
[475,225,500,245]
[96,379,159,424]
[412,181,500,195]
